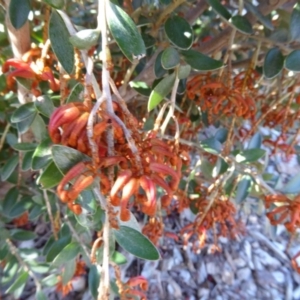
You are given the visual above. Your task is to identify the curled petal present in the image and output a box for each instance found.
[120,177,139,221]
[68,203,82,215]
[139,175,156,216]
[49,104,82,142]
[68,175,94,200]
[57,162,87,201]
[68,112,89,147]
[99,156,126,168]
[2,58,33,73]
[110,169,132,206]
[150,173,172,195]
[93,121,108,137]
[149,162,180,191]
[151,145,174,158]
[127,276,148,290]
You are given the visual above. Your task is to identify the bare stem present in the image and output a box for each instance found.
[43,189,58,240]
[160,74,180,135]
[0,123,10,153]
[6,239,42,290]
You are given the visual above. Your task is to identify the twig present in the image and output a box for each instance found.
[160,72,180,135]
[64,214,90,259]
[43,189,58,240]
[0,123,10,153]
[6,238,42,290]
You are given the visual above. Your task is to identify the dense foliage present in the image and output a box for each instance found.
[1,0,300,299]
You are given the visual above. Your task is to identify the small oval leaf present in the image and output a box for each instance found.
[285,50,300,72]
[235,149,266,163]
[35,95,55,118]
[32,138,52,170]
[11,103,36,123]
[10,229,37,241]
[290,4,300,42]
[9,0,30,29]
[181,50,223,71]
[49,10,74,74]
[148,73,176,111]
[52,145,90,174]
[161,47,180,70]
[52,242,81,266]
[164,15,193,50]
[206,0,232,20]
[69,29,100,50]
[1,155,18,181]
[37,161,63,188]
[107,3,146,62]
[113,226,160,260]
[154,51,167,78]
[248,132,262,149]
[42,0,65,9]
[235,175,252,204]
[230,15,253,34]
[12,143,38,151]
[66,82,84,103]
[263,48,284,79]
[200,137,222,154]
[281,172,300,194]
[178,64,191,80]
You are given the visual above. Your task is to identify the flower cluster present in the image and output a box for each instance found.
[48,98,182,221]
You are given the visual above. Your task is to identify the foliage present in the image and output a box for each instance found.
[1,0,300,299]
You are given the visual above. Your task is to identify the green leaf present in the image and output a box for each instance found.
[200,157,214,180]
[62,259,76,285]
[2,188,19,217]
[181,50,223,71]
[52,145,90,174]
[235,175,252,204]
[43,0,65,9]
[235,148,266,163]
[37,161,63,188]
[290,4,300,42]
[178,64,191,80]
[88,265,100,299]
[206,0,231,20]
[200,137,222,154]
[263,48,284,79]
[16,113,37,134]
[212,157,229,177]
[285,50,300,72]
[10,229,37,241]
[129,81,151,97]
[31,138,52,170]
[52,242,81,266]
[36,290,48,300]
[11,103,36,123]
[12,143,38,151]
[113,226,160,260]
[107,2,146,62]
[248,132,262,149]
[1,155,18,181]
[42,274,59,287]
[164,15,193,50]
[148,73,175,111]
[49,10,74,74]
[22,151,34,171]
[214,128,228,143]
[35,95,55,118]
[66,82,84,103]
[111,251,127,265]
[9,197,32,218]
[230,15,253,34]
[31,114,47,142]
[5,271,28,294]
[244,1,274,30]
[281,172,300,194]
[46,236,72,262]
[161,47,180,70]
[154,51,167,78]
[69,29,100,50]
[9,0,30,29]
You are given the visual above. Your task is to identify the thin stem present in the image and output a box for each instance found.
[43,189,58,240]
[64,215,90,259]
[160,74,180,135]
[6,239,42,290]
[120,59,138,96]
[0,123,10,152]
